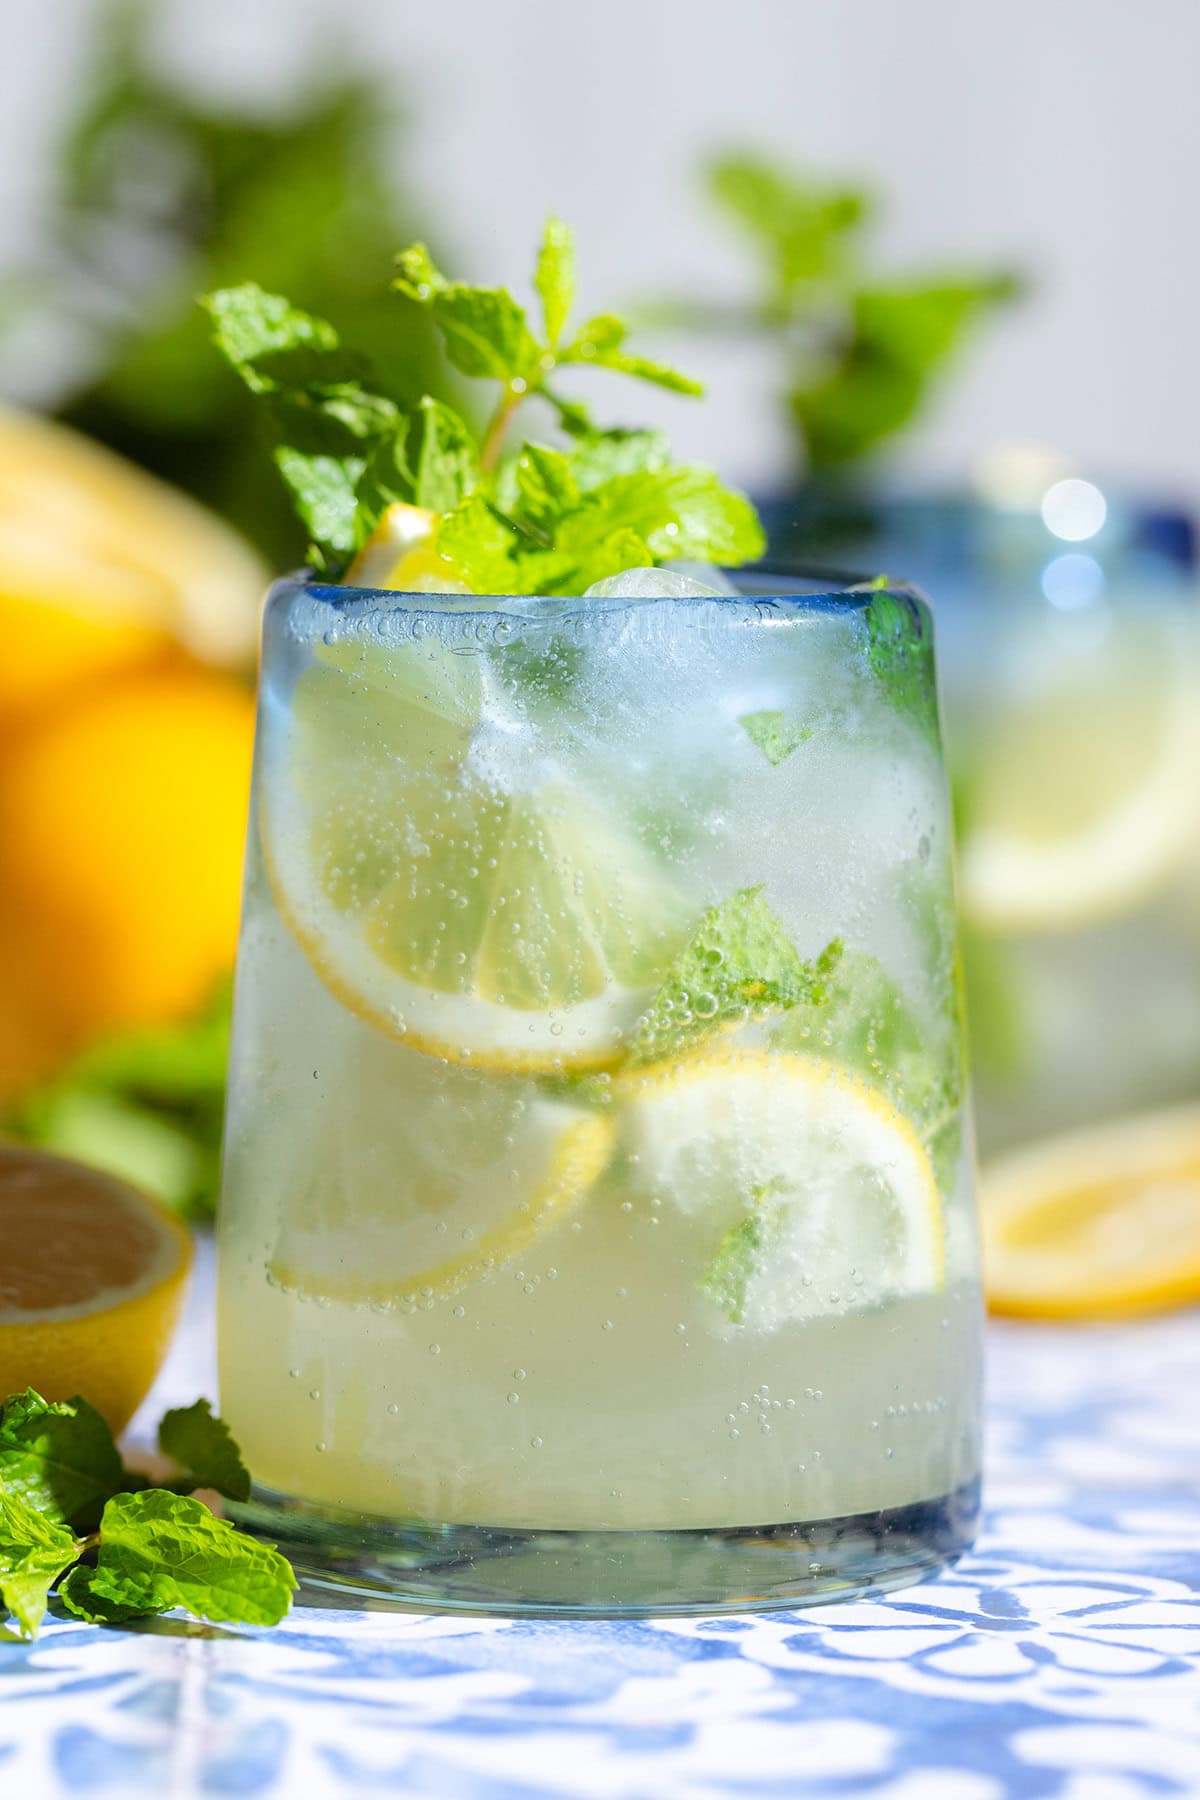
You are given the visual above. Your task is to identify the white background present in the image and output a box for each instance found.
[3,0,1197,505]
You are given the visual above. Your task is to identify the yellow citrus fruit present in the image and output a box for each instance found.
[0,406,266,727]
[983,1103,1200,1318]
[345,501,473,594]
[0,665,255,1092]
[0,1141,192,1431]
[615,1049,944,1328]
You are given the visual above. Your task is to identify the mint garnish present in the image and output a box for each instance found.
[206,218,765,588]
[739,710,815,765]
[862,588,941,749]
[0,1390,293,1640]
[157,1399,251,1503]
[58,1491,294,1631]
[629,887,841,1065]
[699,1182,787,1324]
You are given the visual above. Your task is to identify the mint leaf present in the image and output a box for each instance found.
[862,589,940,748]
[555,466,764,569]
[699,1184,786,1324]
[568,429,670,490]
[392,242,447,301]
[84,1491,295,1628]
[405,272,540,383]
[0,1488,79,1639]
[158,1401,250,1504]
[772,939,964,1191]
[630,887,841,1064]
[436,493,522,593]
[0,1391,125,1531]
[514,444,580,533]
[534,217,575,349]
[408,397,479,513]
[58,1562,145,1626]
[204,283,403,564]
[739,710,814,765]
[564,314,703,395]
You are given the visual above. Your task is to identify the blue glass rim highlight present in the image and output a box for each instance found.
[266,561,932,632]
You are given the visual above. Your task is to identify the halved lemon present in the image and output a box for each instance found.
[983,1104,1200,1318]
[616,1050,943,1331]
[262,1036,616,1304]
[262,632,690,1071]
[0,406,266,722]
[959,607,1200,934]
[0,1142,192,1431]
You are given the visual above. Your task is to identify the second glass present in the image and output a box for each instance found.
[218,572,981,1613]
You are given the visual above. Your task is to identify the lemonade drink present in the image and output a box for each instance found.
[217,571,980,1611]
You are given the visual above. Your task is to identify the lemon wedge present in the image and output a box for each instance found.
[616,1050,944,1330]
[983,1103,1200,1318]
[262,632,689,1071]
[959,608,1200,934]
[0,1143,192,1430]
[345,501,469,592]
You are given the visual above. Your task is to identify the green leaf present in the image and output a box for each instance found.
[157,1402,251,1504]
[707,152,869,301]
[514,444,579,532]
[408,396,480,513]
[202,284,345,393]
[398,254,541,382]
[0,1391,125,1530]
[0,1487,80,1639]
[739,710,814,765]
[272,445,367,562]
[85,1491,296,1628]
[564,314,703,394]
[699,1184,787,1324]
[630,888,841,1064]
[58,1562,145,1625]
[862,589,941,748]
[554,465,764,571]
[435,493,521,593]
[534,216,575,348]
[392,242,448,301]
[772,936,965,1191]
[567,429,670,491]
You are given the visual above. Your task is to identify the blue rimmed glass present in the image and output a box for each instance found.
[218,570,981,1615]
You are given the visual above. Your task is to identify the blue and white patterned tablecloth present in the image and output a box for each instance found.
[3,1241,1198,1800]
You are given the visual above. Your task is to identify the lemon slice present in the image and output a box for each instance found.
[616,1051,943,1331]
[0,1143,192,1431]
[263,1041,616,1304]
[959,608,1200,934]
[345,501,468,593]
[263,633,690,1071]
[983,1104,1200,1318]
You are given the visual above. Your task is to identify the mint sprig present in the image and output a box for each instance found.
[0,1390,293,1640]
[699,1182,787,1325]
[629,887,842,1066]
[207,217,764,587]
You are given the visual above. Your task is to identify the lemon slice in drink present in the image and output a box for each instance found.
[617,1051,943,1331]
[959,610,1200,934]
[344,502,472,594]
[264,1041,616,1304]
[263,633,690,1071]
[983,1103,1200,1318]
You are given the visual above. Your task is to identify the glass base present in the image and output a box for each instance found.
[231,1478,980,1618]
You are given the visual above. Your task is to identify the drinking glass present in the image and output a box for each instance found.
[218,569,982,1614]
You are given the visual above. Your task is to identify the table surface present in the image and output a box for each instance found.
[3,1240,1197,1800]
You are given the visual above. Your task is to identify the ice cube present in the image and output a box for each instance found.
[583,564,735,600]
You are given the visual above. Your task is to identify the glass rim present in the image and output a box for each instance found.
[267,561,931,628]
